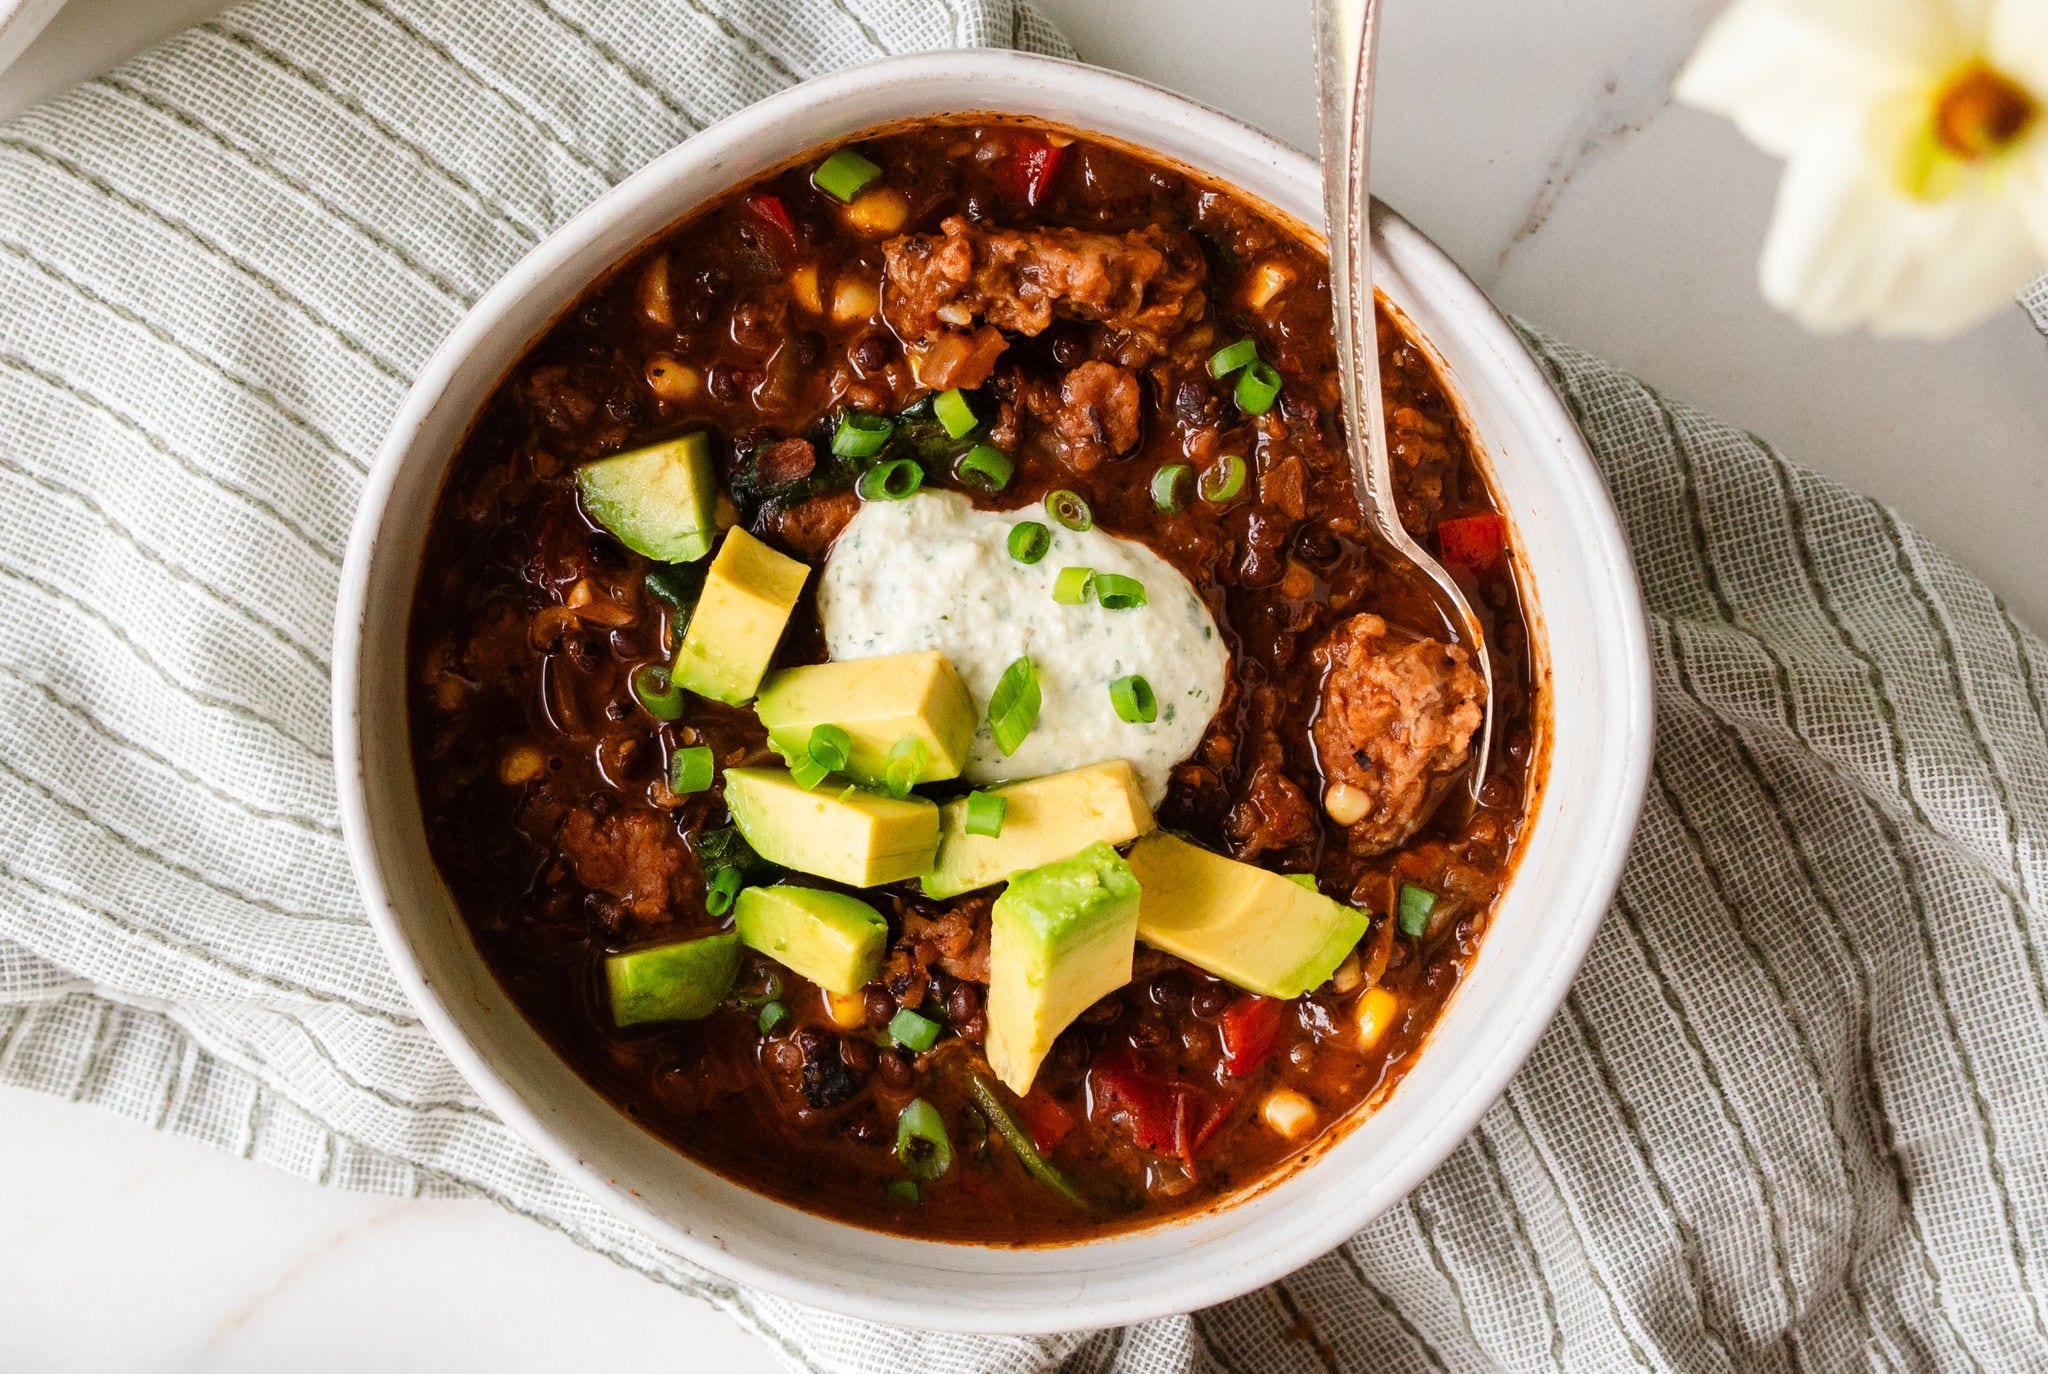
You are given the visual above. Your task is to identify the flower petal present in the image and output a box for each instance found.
[1987,0,2048,102]
[1758,122,2045,337]
[1676,0,1949,157]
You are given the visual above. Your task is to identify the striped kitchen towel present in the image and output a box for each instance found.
[2,1,2045,1370]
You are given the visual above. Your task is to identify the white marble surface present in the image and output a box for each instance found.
[2,0,2045,1368]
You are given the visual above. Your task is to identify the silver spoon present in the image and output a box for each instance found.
[1314,0,1494,799]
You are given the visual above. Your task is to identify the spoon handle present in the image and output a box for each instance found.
[1313,0,1495,797]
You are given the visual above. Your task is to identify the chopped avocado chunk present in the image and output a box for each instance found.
[605,930,741,1026]
[576,432,719,564]
[724,766,939,887]
[985,842,1140,1095]
[922,760,1154,899]
[1125,832,1367,998]
[756,651,977,789]
[734,884,888,994]
[671,528,809,705]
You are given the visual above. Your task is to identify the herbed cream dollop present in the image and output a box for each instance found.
[818,491,1228,805]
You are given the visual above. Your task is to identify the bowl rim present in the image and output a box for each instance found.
[333,46,1652,1332]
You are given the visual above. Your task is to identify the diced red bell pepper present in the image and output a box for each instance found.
[1218,996,1288,1077]
[998,134,1068,208]
[1018,1088,1075,1154]
[743,192,798,256]
[1437,512,1508,577]
[1090,1048,1179,1154]
[1177,1091,1238,1168]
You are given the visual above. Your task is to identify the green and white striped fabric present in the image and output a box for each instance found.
[3,2,2046,1369]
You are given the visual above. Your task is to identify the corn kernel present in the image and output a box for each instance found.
[499,745,547,785]
[826,990,868,1029]
[1261,1089,1318,1141]
[1245,259,1295,309]
[790,264,822,314]
[1324,782,1369,827]
[845,186,909,237]
[644,353,700,402]
[1356,988,1400,1050]
[714,493,742,532]
[832,276,880,323]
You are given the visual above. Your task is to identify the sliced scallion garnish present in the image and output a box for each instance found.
[896,1098,953,1180]
[807,723,852,773]
[934,388,978,438]
[1044,488,1091,531]
[1208,338,1259,378]
[1199,454,1247,503]
[1108,674,1157,723]
[704,865,744,916]
[757,999,791,1035]
[857,457,923,500]
[631,664,685,720]
[987,656,1041,757]
[957,443,1014,492]
[964,790,1007,838]
[1151,463,1192,512]
[1235,360,1282,414]
[884,735,928,799]
[889,1007,943,1052]
[668,745,715,795]
[1092,572,1146,610]
[812,147,882,203]
[1007,520,1051,564]
[1052,566,1094,605]
[830,411,894,458]
[789,753,833,790]
[885,1179,921,1205]
[1397,882,1438,938]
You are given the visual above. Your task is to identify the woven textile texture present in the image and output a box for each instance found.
[3,2,2047,1370]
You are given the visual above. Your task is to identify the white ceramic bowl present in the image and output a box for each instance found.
[334,49,1651,1334]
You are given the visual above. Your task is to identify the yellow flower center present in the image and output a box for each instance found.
[1931,61,2038,161]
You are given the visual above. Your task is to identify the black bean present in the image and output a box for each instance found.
[862,986,896,1026]
[1190,981,1232,1018]
[851,334,895,374]
[947,982,981,1026]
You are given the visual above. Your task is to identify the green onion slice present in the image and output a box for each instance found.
[987,657,1041,757]
[631,664,685,720]
[756,999,791,1035]
[1092,572,1146,610]
[1151,463,1192,512]
[830,411,894,458]
[1208,338,1259,377]
[889,1007,943,1052]
[1235,359,1282,414]
[789,753,833,790]
[812,147,882,202]
[1199,454,1247,503]
[957,443,1014,492]
[1043,488,1092,531]
[933,388,978,438]
[885,1179,921,1206]
[964,790,1007,838]
[704,866,744,917]
[857,458,923,501]
[1052,566,1094,605]
[668,745,715,795]
[1108,674,1157,724]
[1007,520,1051,564]
[896,1098,953,1181]
[966,1074,1087,1206]
[807,724,852,773]
[884,735,928,799]
[1397,882,1438,938]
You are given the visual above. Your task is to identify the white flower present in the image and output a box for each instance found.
[1677,0,2048,338]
